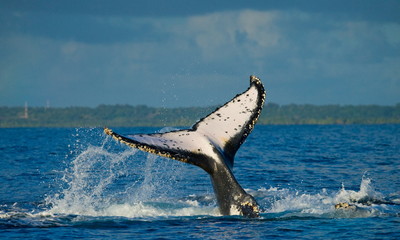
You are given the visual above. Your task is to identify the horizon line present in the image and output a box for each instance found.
[1,102,400,109]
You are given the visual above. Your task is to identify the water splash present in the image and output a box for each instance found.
[46,145,134,216]
[44,129,216,218]
[335,176,385,205]
[259,177,398,218]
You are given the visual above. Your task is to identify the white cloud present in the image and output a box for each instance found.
[167,10,282,60]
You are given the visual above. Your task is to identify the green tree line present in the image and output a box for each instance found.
[1,103,399,128]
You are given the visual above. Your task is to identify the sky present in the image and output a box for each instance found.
[1,0,399,108]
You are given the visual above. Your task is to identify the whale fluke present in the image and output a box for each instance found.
[104,75,266,217]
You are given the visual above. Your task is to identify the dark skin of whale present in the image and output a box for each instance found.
[104,75,266,218]
[209,157,260,217]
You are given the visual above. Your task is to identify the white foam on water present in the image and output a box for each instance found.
[260,176,395,218]
[97,201,218,218]
[44,133,216,218]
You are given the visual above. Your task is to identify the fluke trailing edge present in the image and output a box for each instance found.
[104,75,266,217]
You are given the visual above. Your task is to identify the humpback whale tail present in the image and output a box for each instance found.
[104,75,266,217]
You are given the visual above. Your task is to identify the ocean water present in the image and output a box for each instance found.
[0,125,399,239]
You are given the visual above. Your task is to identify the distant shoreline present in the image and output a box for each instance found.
[1,103,399,128]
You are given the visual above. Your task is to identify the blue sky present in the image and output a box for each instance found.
[1,0,399,107]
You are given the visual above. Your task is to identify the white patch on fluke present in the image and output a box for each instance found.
[126,131,221,163]
[194,80,262,148]
[104,76,265,169]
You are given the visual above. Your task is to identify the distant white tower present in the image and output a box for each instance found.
[24,102,29,119]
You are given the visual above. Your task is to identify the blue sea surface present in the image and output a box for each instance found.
[0,125,399,239]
